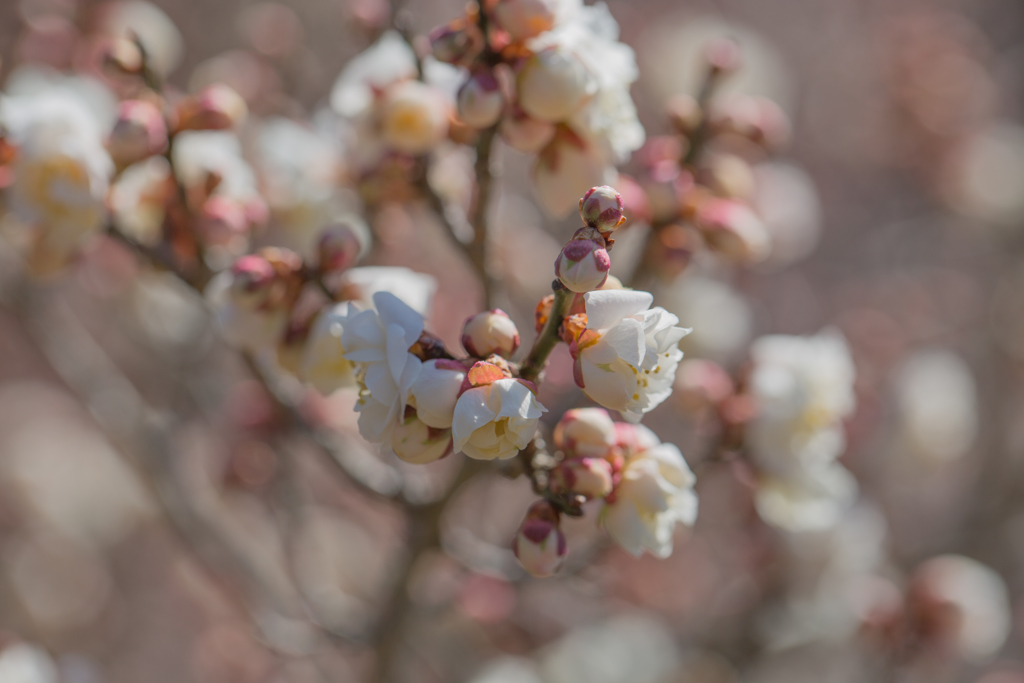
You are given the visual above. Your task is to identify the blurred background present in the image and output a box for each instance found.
[1,0,1024,682]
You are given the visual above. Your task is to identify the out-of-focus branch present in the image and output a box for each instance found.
[627,61,727,289]
[467,125,501,308]
[369,457,485,683]
[10,285,362,650]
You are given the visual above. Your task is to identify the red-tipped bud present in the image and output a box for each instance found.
[704,37,743,75]
[674,359,735,412]
[694,198,770,263]
[108,99,168,167]
[552,457,614,500]
[458,70,505,129]
[462,309,520,358]
[316,222,363,273]
[555,229,610,293]
[579,185,626,234]
[197,195,250,248]
[429,23,483,66]
[175,84,248,132]
[553,407,616,458]
[512,501,567,578]
[499,110,556,153]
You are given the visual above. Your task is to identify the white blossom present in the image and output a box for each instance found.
[601,441,697,558]
[409,359,466,429]
[299,302,359,395]
[1,80,113,253]
[747,330,855,476]
[341,292,425,443]
[452,379,546,460]
[574,289,691,422]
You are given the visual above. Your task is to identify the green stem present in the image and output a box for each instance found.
[519,285,572,384]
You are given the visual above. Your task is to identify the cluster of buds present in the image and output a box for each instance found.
[512,407,698,577]
[852,555,1011,667]
[430,0,646,215]
[628,38,806,277]
[554,186,625,293]
[173,83,248,133]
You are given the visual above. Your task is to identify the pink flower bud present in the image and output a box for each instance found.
[555,230,610,293]
[458,71,505,129]
[695,198,771,263]
[512,501,567,578]
[391,407,453,464]
[614,422,661,457]
[499,110,555,153]
[553,407,616,458]
[516,47,594,122]
[462,309,520,358]
[175,84,248,132]
[197,196,250,248]
[429,23,483,66]
[552,457,614,500]
[108,99,168,167]
[579,185,625,234]
[493,0,557,41]
[906,555,1011,663]
[704,37,743,75]
[316,222,363,273]
[674,358,734,412]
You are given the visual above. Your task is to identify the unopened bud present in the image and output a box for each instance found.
[695,198,770,263]
[553,457,614,500]
[197,195,250,248]
[534,294,554,332]
[666,94,701,136]
[494,0,557,41]
[704,37,743,75]
[699,153,755,200]
[906,555,1011,663]
[674,358,734,412]
[553,407,616,458]
[102,37,144,76]
[429,23,483,66]
[391,407,454,464]
[461,309,520,358]
[513,501,567,578]
[499,110,556,153]
[516,47,594,122]
[108,99,168,167]
[579,185,626,234]
[555,229,610,293]
[176,84,248,132]
[457,71,505,129]
[317,222,363,273]
[654,223,703,279]
[711,95,791,150]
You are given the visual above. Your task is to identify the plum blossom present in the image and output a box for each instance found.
[524,2,645,215]
[1,81,114,265]
[341,292,425,443]
[409,359,466,429]
[747,331,855,476]
[572,289,691,422]
[298,302,359,395]
[452,378,546,460]
[601,440,697,558]
[746,330,858,531]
